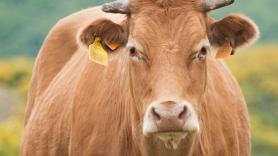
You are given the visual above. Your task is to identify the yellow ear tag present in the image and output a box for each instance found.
[89,37,108,66]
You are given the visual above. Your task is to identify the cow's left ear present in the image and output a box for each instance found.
[208,14,259,59]
[77,19,128,51]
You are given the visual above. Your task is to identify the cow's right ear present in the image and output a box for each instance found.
[77,19,128,51]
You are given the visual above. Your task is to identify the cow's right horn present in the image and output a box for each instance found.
[102,0,130,14]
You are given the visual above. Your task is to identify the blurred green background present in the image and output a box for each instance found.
[0,0,277,155]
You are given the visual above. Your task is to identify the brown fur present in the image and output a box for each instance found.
[21,1,258,155]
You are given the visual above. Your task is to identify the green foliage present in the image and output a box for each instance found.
[0,58,30,156]
[0,118,22,156]
[0,0,110,57]
[0,57,33,96]
[251,115,278,156]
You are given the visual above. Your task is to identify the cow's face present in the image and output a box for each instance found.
[127,8,207,144]
[78,0,259,150]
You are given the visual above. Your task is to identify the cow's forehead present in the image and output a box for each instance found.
[129,10,207,53]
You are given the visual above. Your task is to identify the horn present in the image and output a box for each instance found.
[204,0,235,11]
[102,0,130,14]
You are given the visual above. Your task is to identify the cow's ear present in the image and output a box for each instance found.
[77,19,128,51]
[208,14,259,59]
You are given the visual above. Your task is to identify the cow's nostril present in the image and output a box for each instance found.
[178,106,187,120]
[151,107,161,121]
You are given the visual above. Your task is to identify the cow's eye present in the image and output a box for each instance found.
[129,47,144,61]
[196,46,208,61]
[129,47,138,57]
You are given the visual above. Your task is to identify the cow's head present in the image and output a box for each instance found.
[78,0,258,151]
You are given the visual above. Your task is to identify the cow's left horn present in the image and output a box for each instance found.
[102,0,130,14]
[204,0,235,11]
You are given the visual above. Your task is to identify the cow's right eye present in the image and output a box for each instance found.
[129,47,138,57]
[129,47,143,62]
[128,46,150,65]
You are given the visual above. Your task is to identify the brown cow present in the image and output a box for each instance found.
[21,0,259,156]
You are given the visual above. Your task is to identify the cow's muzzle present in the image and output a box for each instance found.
[143,100,200,149]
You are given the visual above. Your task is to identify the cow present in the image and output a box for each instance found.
[21,0,259,155]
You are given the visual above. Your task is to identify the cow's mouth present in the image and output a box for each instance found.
[153,131,190,150]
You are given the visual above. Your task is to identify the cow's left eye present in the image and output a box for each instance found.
[196,46,209,61]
